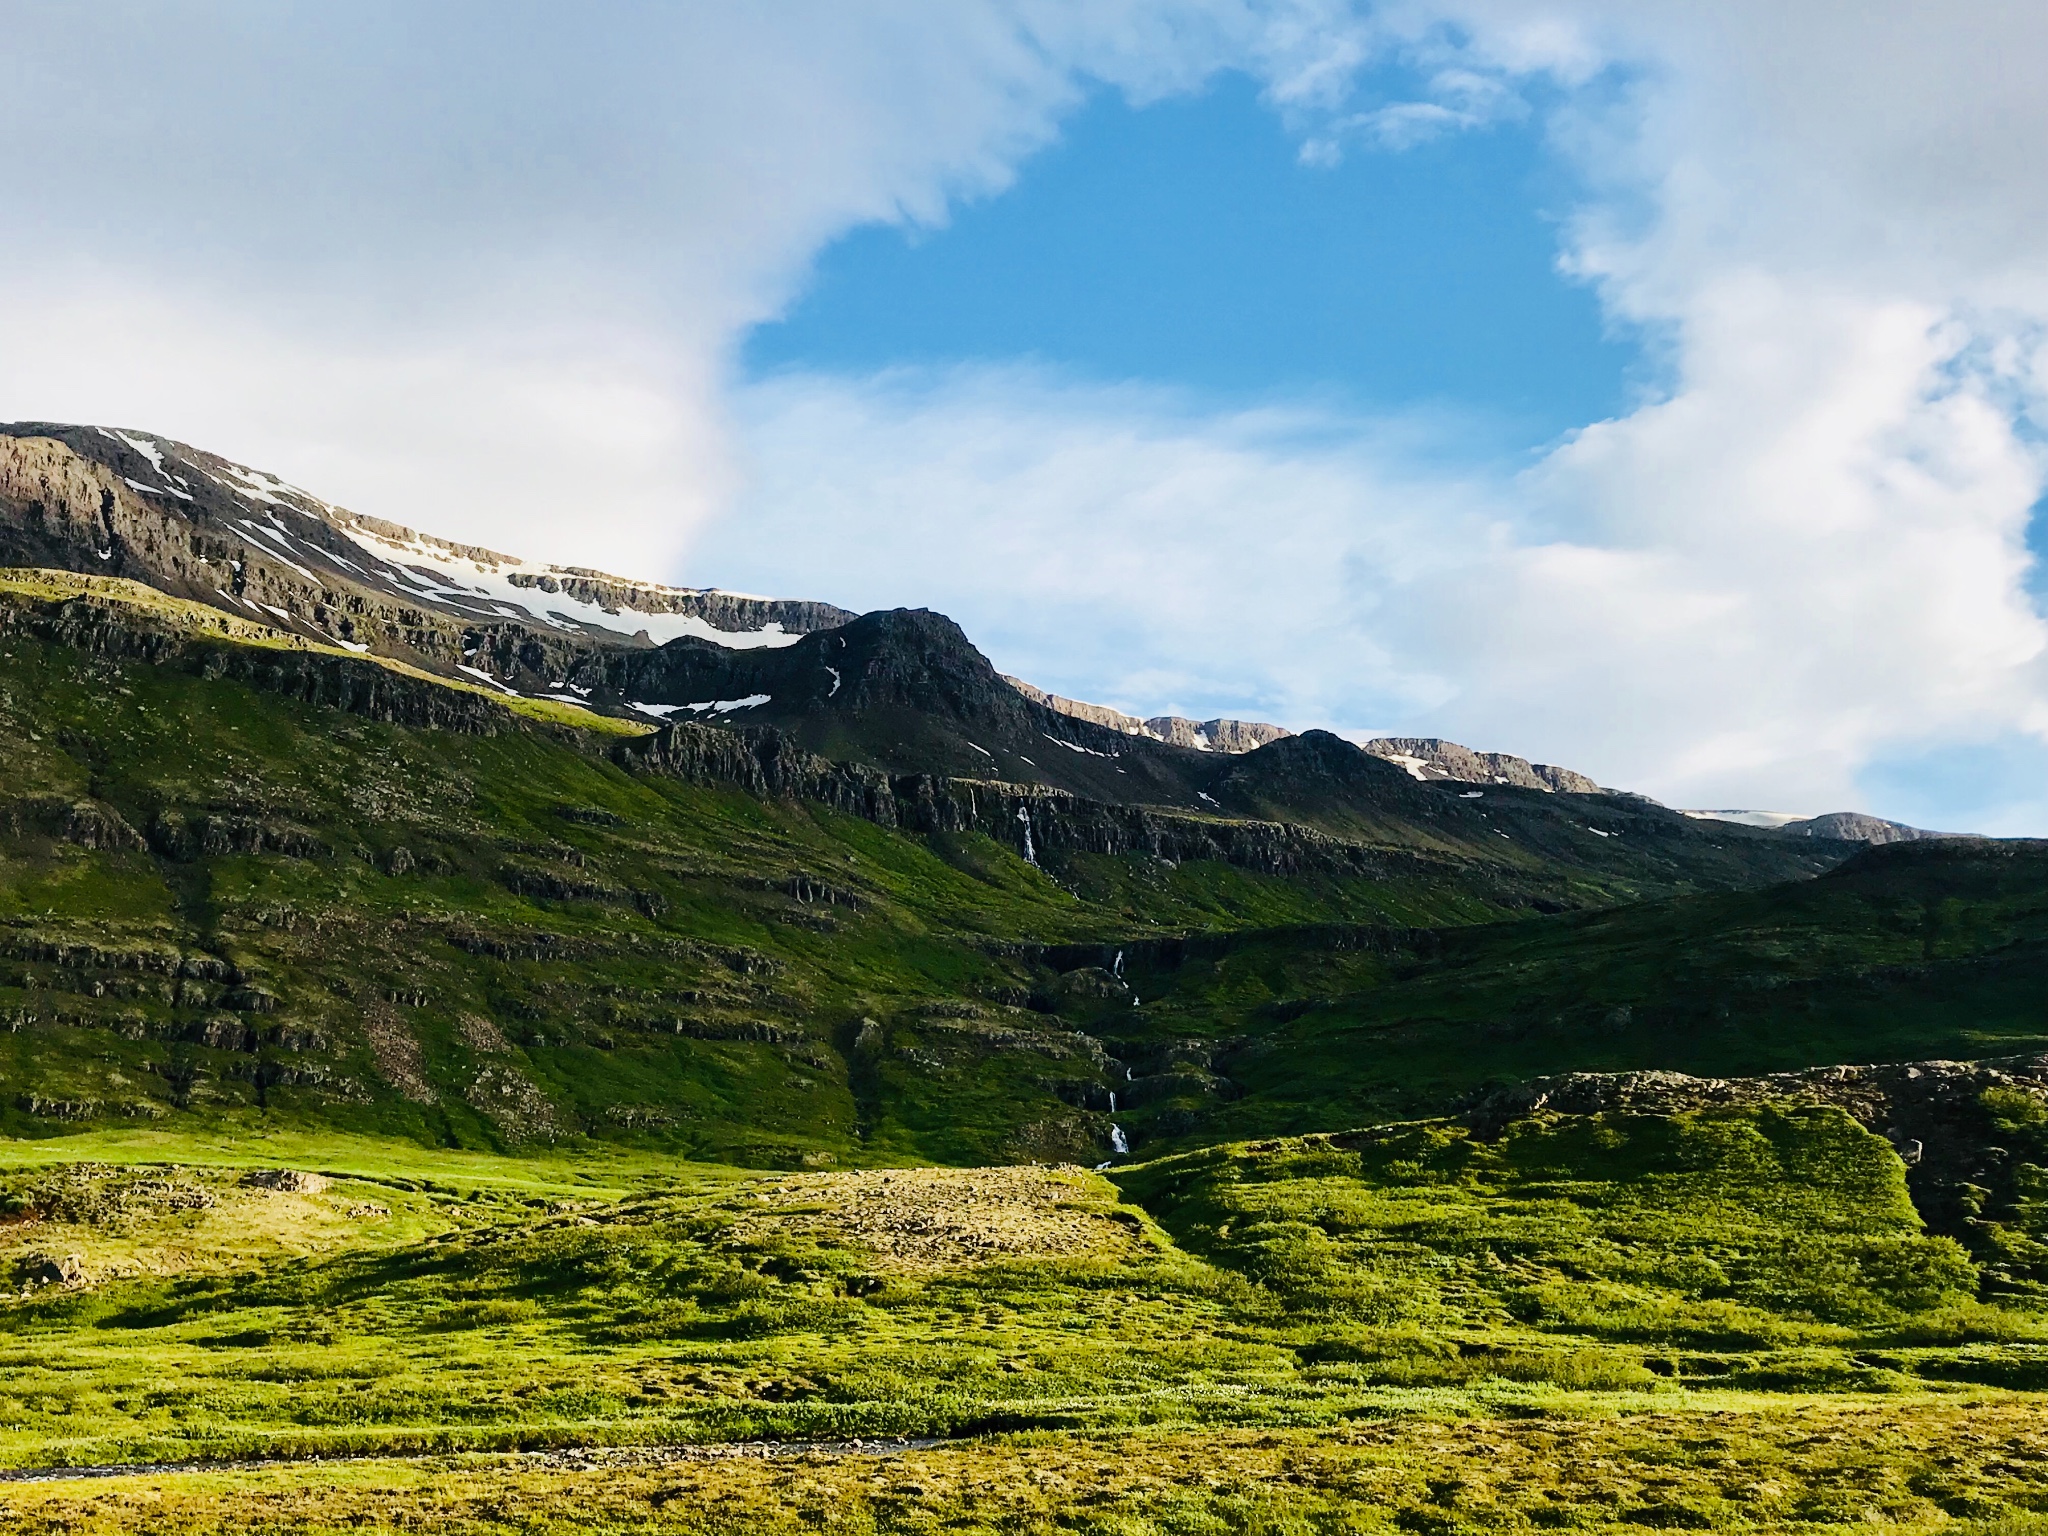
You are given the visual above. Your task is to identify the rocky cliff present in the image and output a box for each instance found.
[1364,736,1603,794]
[1001,676,1291,753]
[1462,1056,2048,1292]
[0,423,854,681]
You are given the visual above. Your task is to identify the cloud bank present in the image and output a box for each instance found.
[2,2,2046,821]
[715,2,2048,817]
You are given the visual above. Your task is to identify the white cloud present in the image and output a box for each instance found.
[707,366,1489,726]
[0,2,1366,570]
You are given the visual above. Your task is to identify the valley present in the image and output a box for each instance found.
[4,422,2048,1532]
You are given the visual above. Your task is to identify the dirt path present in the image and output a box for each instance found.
[0,1436,946,1484]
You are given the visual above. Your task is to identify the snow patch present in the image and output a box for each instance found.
[100,428,167,475]
[220,463,309,507]
[235,520,320,583]
[456,664,518,695]
[340,520,806,649]
[1682,809,1810,829]
[123,476,193,503]
[631,694,771,718]
[1044,734,1114,758]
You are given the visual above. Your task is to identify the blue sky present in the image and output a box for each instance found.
[745,74,1642,449]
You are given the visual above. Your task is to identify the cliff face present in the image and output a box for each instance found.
[615,719,1435,884]
[0,577,523,736]
[0,424,853,680]
[1364,736,1603,795]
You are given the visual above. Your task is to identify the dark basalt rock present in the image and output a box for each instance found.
[0,795,144,851]
[614,719,1440,882]
[0,587,521,735]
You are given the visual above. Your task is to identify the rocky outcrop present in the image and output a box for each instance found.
[1000,674,1290,754]
[1462,1057,2048,1130]
[1365,737,1602,795]
[0,582,523,735]
[1461,1057,2048,1284]
[0,423,850,681]
[616,720,1436,881]
[1142,715,1292,753]
[0,794,145,851]
[1779,811,1954,844]
[619,717,899,823]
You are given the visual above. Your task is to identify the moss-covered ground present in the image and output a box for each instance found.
[10,1406,2048,1534]
[0,1105,2045,1526]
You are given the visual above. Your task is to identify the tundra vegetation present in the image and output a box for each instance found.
[3,572,2048,1531]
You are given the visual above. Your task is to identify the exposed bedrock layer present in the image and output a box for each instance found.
[0,425,853,678]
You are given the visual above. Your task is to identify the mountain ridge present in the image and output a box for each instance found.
[0,422,855,672]
[0,420,1938,856]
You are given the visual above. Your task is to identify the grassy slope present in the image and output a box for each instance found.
[0,610,1492,1167]
[8,590,2048,1522]
[5,582,2047,1170]
[0,568,649,736]
[1057,841,2048,1147]
[0,1106,2044,1476]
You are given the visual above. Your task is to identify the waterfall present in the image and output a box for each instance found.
[1108,1091,1117,1113]
[1112,950,1123,977]
[1110,1124,1130,1156]
[1015,805,1036,865]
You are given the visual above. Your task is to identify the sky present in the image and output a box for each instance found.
[2,3,2047,829]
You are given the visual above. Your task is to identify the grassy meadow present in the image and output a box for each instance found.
[2,1105,2047,1529]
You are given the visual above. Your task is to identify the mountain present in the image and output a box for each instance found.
[1079,834,2048,1148]
[0,419,1981,1164]
[1780,810,1958,843]
[8,423,2048,1508]
[0,423,1854,906]
[1686,807,1954,843]
[1001,675,1291,753]
[1363,735,1605,794]
[0,559,2004,1165]
[0,421,854,674]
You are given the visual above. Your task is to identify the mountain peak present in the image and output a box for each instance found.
[1363,736,1603,795]
[999,675,1290,754]
[0,421,854,671]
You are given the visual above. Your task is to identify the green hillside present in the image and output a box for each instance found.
[1074,839,2048,1149]
[9,563,2048,1529]
[5,1103,2048,1529]
[0,574,1529,1167]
